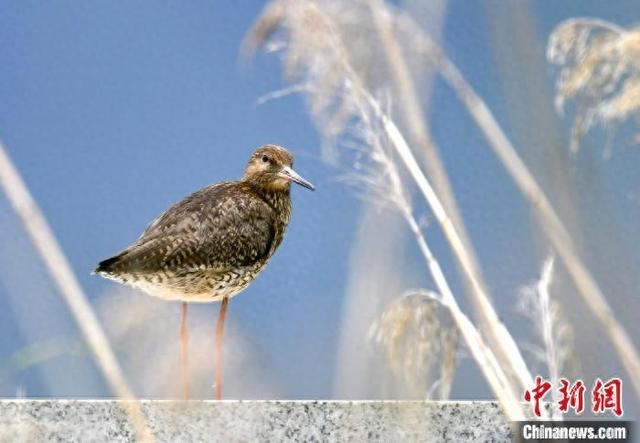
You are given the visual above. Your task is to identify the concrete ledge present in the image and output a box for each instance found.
[0,400,511,442]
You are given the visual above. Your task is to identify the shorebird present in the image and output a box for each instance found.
[94,145,314,399]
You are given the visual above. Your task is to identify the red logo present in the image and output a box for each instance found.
[592,378,623,417]
[524,376,623,417]
[523,376,552,418]
[558,378,585,414]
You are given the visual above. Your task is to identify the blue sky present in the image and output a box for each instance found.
[0,1,356,398]
[1,1,639,409]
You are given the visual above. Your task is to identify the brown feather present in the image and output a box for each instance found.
[94,145,302,302]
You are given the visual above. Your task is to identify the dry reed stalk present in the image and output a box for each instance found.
[0,141,153,442]
[402,210,526,419]
[537,257,560,410]
[366,0,491,320]
[518,256,570,420]
[247,0,530,418]
[369,1,534,395]
[364,93,534,398]
[354,94,526,417]
[405,22,640,397]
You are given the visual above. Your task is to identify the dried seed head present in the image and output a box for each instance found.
[548,19,640,154]
[369,292,458,399]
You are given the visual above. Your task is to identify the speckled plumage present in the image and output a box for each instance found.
[95,145,311,302]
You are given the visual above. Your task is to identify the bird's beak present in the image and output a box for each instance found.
[278,166,315,191]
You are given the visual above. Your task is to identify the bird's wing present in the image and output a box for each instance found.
[97,183,277,275]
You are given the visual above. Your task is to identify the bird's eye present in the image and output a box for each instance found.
[261,155,269,163]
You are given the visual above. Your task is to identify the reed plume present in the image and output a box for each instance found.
[246,0,532,418]
[548,19,640,154]
[0,141,153,442]
[369,292,458,400]
[517,256,574,420]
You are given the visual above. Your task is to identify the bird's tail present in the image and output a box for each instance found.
[92,252,125,276]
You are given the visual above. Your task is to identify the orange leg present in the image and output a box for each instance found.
[180,301,190,400]
[214,296,229,400]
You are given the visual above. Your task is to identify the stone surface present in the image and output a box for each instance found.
[0,400,512,442]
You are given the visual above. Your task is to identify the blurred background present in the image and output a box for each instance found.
[0,0,638,419]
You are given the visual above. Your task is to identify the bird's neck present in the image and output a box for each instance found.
[254,185,292,224]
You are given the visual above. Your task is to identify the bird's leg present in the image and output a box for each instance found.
[180,301,190,400]
[214,295,229,400]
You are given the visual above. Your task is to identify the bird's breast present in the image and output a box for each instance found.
[123,262,267,303]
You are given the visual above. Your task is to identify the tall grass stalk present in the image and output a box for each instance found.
[353,88,526,417]
[369,1,534,395]
[401,209,526,419]
[366,0,492,322]
[537,257,560,416]
[518,256,567,420]
[405,21,640,397]
[0,141,153,442]
[364,93,533,400]
[247,0,531,418]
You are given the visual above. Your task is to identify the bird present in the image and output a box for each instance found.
[93,144,314,399]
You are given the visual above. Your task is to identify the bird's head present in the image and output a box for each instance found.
[243,145,315,192]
